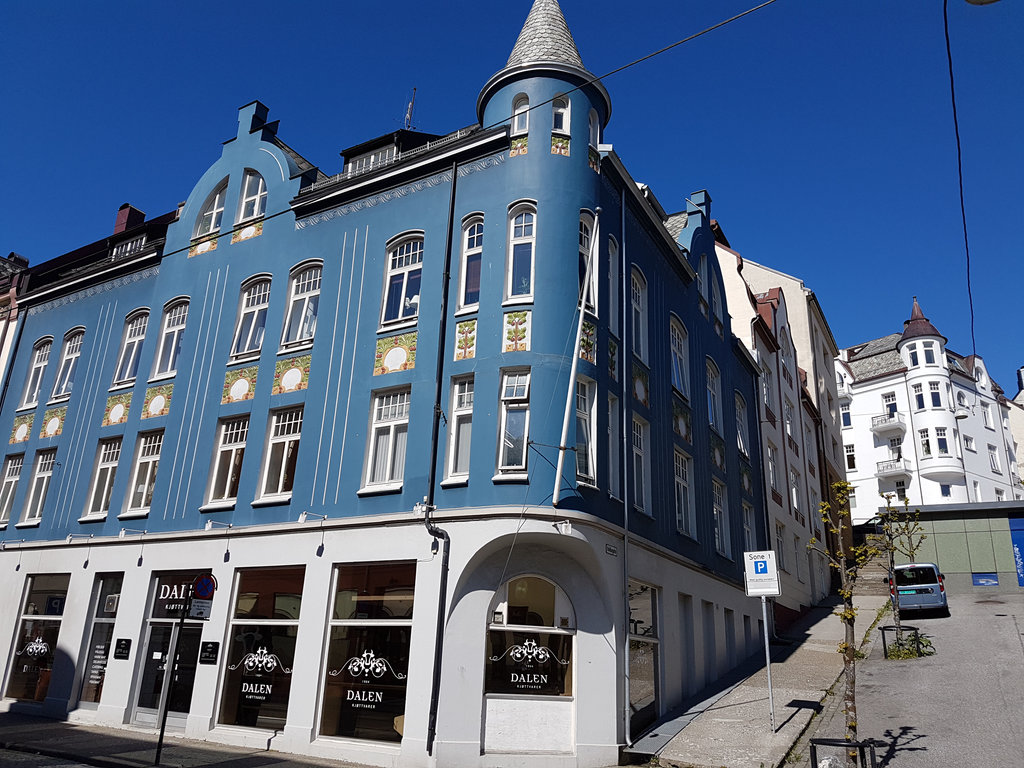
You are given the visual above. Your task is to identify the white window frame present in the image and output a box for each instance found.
[22,449,56,523]
[195,180,227,238]
[936,427,949,455]
[153,301,188,378]
[735,393,749,457]
[767,443,778,489]
[365,389,411,488]
[575,378,595,484]
[506,206,536,302]
[670,319,689,397]
[845,443,856,470]
[0,454,23,524]
[742,501,755,552]
[237,170,267,223]
[230,278,271,360]
[631,269,648,362]
[281,263,321,348]
[789,468,801,513]
[578,214,596,314]
[459,219,483,311]
[51,330,84,401]
[988,444,1001,473]
[712,479,731,557]
[126,431,163,515]
[608,394,621,498]
[208,417,249,505]
[113,312,148,386]
[674,449,695,537]
[923,341,936,365]
[552,96,570,135]
[608,237,619,335]
[920,428,931,457]
[631,416,650,514]
[21,339,51,409]
[912,383,924,410]
[706,359,722,431]
[381,236,424,326]
[588,109,599,148]
[840,403,851,428]
[85,437,122,518]
[446,377,474,481]
[776,521,787,570]
[258,407,303,501]
[512,95,529,135]
[498,371,531,473]
[930,381,942,408]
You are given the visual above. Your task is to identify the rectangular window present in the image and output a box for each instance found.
[632,417,649,513]
[282,266,321,347]
[784,399,794,436]
[86,438,122,518]
[995,488,1005,502]
[127,431,163,513]
[155,302,188,377]
[674,450,695,537]
[209,417,249,503]
[5,574,70,701]
[761,364,774,409]
[840,403,851,428]
[883,392,897,417]
[22,341,51,408]
[627,580,659,734]
[983,405,993,429]
[608,395,621,498]
[908,344,919,366]
[767,444,778,489]
[51,332,84,400]
[845,444,856,470]
[848,486,857,507]
[22,449,56,522]
[320,562,415,742]
[631,273,647,361]
[575,379,595,483]
[367,390,411,486]
[670,322,689,396]
[259,407,303,500]
[912,384,924,410]
[924,342,935,364]
[460,222,483,309]
[382,239,423,325]
[789,469,800,512]
[507,210,535,300]
[78,573,123,705]
[219,567,305,731]
[936,427,949,455]
[735,395,749,456]
[988,444,1001,473]
[498,372,530,472]
[712,479,730,557]
[742,501,755,552]
[930,381,941,408]
[776,522,786,571]
[965,434,976,451]
[447,377,474,479]
[919,428,931,457]
[113,313,148,385]
[608,239,619,337]
[895,480,907,500]
[578,217,597,313]
[940,483,951,498]
[0,454,23,524]
[231,280,271,359]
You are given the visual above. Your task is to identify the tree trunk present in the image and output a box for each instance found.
[843,596,859,767]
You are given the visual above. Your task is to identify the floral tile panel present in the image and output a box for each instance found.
[510,137,528,157]
[223,366,258,404]
[40,407,67,439]
[551,135,570,156]
[230,220,263,245]
[142,384,173,419]
[632,364,650,407]
[579,321,596,363]
[503,311,531,353]
[273,355,311,395]
[455,319,477,361]
[375,334,417,376]
[10,414,33,445]
[103,393,132,427]
[188,237,218,258]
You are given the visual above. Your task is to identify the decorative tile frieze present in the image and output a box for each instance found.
[273,355,311,394]
[673,400,692,443]
[375,334,417,376]
[455,320,477,361]
[40,407,67,439]
[223,366,258,404]
[588,147,601,173]
[142,384,173,419]
[503,311,531,353]
[230,220,263,244]
[103,393,132,427]
[188,237,219,258]
[740,460,754,497]
[27,266,159,316]
[510,137,528,157]
[10,414,33,444]
[632,364,649,407]
[551,135,570,156]
[710,432,726,471]
[609,338,618,381]
[579,321,596,363]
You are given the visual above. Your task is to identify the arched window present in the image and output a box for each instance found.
[552,96,570,135]
[588,109,600,147]
[195,179,227,238]
[154,301,189,377]
[282,263,322,347]
[113,310,149,385]
[507,204,536,301]
[736,392,749,456]
[237,170,267,223]
[230,277,271,359]
[487,575,575,697]
[382,236,423,325]
[512,95,529,135]
[51,329,85,400]
[670,318,689,396]
[706,358,722,430]
[459,217,483,310]
[21,338,52,408]
[578,213,596,313]
[630,269,647,361]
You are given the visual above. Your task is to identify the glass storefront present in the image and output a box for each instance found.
[218,566,304,730]
[319,562,415,742]
[79,573,123,705]
[5,574,70,701]
[627,579,659,734]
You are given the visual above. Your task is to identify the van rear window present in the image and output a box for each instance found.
[895,567,937,586]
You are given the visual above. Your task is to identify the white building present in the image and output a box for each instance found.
[836,298,1020,524]
[716,240,836,622]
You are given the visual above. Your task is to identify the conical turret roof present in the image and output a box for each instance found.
[506,0,586,70]
[900,296,946,343]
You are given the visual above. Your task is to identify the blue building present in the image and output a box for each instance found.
[0,2,766,765]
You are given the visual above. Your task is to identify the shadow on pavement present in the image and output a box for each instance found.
[875,725,929,767]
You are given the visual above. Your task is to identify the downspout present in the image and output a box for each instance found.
[0,278,27,417]
[553,209,600,506]
[619,187,632,747]
[424,160,458,757]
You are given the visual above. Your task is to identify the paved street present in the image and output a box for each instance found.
[1,748,90,766]
[802,588,1024,767]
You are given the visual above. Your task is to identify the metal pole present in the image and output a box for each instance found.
[761,595,775,732]
[154,585,191,765]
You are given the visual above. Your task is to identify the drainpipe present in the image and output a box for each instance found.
[423,160,458,757]
[0,278,27,417]
[619,186,632,747]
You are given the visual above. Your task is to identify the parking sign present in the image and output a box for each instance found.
[744,551,781,597]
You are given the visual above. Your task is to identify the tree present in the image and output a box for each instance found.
[877,493,927,645]
[809,480,879,766]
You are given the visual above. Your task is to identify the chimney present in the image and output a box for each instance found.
[1017,366,1024,394]
[114,204,145,234]
[687,189,712,220]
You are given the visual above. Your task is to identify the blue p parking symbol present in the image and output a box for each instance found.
[754,560,768,574]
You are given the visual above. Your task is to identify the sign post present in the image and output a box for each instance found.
[743,550,781,732]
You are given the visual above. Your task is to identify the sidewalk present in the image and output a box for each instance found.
[645,594,887,768]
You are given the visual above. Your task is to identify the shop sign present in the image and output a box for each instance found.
[330,649,406,711]
[113,638,132,660]
[229,647,291,704]
[486,632,572,696]
[199,642,220,665]
[151,572,204,618]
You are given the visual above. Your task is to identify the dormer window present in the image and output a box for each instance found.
[512,95,529,135]
[195,180,227,238]
[552,97,570,135]
[237,170,267,223]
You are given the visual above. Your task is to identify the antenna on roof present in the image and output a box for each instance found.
[404,87,417,130]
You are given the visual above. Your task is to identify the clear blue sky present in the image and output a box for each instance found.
[1,1,1021,389]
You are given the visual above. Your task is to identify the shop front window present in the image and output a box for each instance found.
[5,574,70,701]
[219,567,304,731]
[628,579,659,733]
[79,573,123,705]
[320,562,416,743]
[486,576,575,697]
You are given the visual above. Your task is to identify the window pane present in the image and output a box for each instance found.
[453,417,472,475]
[502,409,526,467]
[485,631,572,696]
[402,269,421,318]
[233,567,305,620]
[463,253,481,305]
[507,576,555,626]
[383,273,405,322]
[511,243,532,296]
[389,424,407,481]
[219,624,298,730]
[333,562,416,620]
